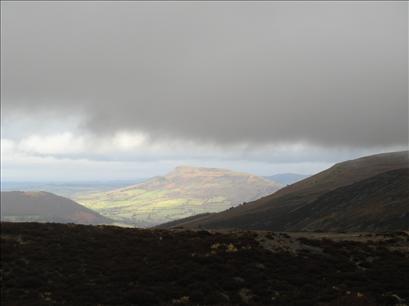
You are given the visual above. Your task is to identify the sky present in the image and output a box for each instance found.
[1,1,408,182]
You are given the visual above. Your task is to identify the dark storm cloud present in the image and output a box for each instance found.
[2,1,408,147]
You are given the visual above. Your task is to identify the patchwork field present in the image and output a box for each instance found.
[76,188,226,227]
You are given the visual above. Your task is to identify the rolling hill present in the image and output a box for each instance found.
[76,166,282,227]
[159,151,409,231]
[1,180,146,198]
[1,191,112,225]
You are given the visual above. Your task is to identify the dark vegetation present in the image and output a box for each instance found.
[2,222,409,305]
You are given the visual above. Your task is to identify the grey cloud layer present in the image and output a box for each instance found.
[2,2,408,147]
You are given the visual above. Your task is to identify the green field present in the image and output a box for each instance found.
[76,188,230,227]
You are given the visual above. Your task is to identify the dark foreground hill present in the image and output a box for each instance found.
[160,151,409,231]
[281,168,409,231]
[0,191,112,225]
[2,222,409,306]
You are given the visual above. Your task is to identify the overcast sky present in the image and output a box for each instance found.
[1,1,408,181]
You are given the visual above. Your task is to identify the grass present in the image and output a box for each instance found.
[76,188,230,227]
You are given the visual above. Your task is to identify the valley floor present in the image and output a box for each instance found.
[1,222,408,306]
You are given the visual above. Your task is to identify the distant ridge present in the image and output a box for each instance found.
[265,173,309,185]
[1,191,112,225]
[159,151,409,232]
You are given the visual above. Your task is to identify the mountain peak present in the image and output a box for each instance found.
[168,165,234,177]
[77,165,282,227]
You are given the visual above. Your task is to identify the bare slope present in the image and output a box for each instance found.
[285,168,409,231]
[76,166,282,227]
[1,191,112,225]
[161,151,408,231]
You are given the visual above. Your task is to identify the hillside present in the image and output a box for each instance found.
[160,151,409,231]
[283,168,409,231]
[76,166,282,227]
[1,191,112,225]
[2,222,409,306]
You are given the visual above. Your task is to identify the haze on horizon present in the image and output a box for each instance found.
[1,1,408,182]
